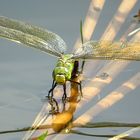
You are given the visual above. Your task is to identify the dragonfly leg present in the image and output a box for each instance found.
[62,83,67,101]
[62,99,66,111]
[74,60,85,76]
[81,60,85,73]
[48,98,59,115]
[47,80,57,99]
[79,81,83,97]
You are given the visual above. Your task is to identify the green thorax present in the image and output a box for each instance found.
[53,54,74,84]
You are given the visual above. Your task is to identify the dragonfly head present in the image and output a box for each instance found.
[55,74,66,84]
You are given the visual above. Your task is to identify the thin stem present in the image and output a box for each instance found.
[72,122,140,128]
[0,122,140,135]
[0,125,51,134]
[70,130,140,140]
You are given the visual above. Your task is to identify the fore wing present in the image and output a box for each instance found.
[72,41,140,61]
[0,16,67,57]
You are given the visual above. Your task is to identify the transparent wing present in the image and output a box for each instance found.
[0,16,67,57]
[72,41,140,61]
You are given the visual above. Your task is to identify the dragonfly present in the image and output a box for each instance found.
[0,16,140,103]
